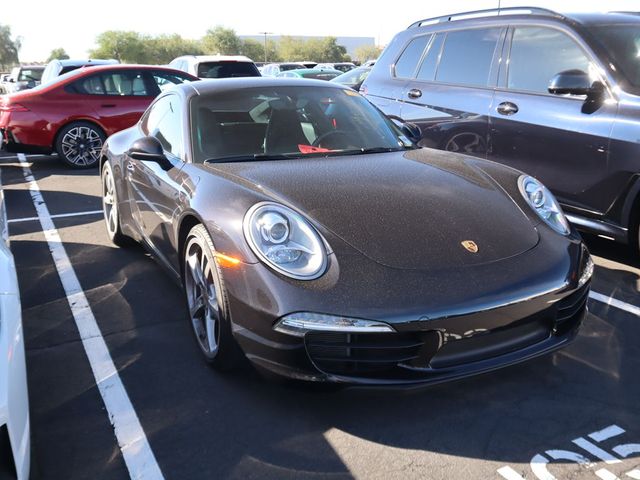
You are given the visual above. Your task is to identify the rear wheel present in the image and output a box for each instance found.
[55,121,105,168]
[183,224,243,370]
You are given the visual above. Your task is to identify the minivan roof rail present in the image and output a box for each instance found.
[408,7,563,28]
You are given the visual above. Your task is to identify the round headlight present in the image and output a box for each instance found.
[243,202,328,280]
[518,175,570,235]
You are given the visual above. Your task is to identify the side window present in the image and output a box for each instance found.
[508,27,592,93]
[143,96,184,159]
[416,34,445,81]
[394,35,431,78]
[102,71,149,96]
[79,75,106,95]
[152,71,193,93]
[436,28,501,87]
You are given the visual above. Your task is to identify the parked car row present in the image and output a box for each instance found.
[1,65,44,94]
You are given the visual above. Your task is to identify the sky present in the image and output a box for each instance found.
[5,0,639,62]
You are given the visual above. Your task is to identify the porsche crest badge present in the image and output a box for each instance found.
[461,240,479,253]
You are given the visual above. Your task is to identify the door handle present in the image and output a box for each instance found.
[101,104,117,108]
[407,88,422,99]
[496,101,519,116]
[126,162,135,172]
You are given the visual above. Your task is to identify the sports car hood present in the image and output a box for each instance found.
[208,149,539,271]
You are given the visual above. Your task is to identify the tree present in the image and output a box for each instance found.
[202,26,241,55]
[89,31,149,63]
[147,35,203,64]
[278,36,350,63]
[354,45,383,63]
[0,24,20,69]
[47,48,70,62]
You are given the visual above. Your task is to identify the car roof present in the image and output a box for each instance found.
[408,7,640,29]
[175,76,350,96]
[179,55,254,63]
[55,59,119,67]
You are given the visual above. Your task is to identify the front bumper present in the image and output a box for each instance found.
[223,224,589,386]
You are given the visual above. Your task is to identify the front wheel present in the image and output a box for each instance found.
[55,121,105,168]
[183,224,243,370]
[101,161,130,246]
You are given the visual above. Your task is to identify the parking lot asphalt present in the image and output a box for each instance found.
[1,152,639,480]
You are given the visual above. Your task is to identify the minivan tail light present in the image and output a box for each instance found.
[0,103,29,112]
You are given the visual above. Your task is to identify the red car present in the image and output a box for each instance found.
[0,64,197,168]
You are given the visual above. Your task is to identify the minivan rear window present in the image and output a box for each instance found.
[197,61,260,79]
[394,35,431,78]
[436,28,501,87]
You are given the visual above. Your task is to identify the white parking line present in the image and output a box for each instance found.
[589,291,640,317]
[8,210,103,224]
[16,153,164,479]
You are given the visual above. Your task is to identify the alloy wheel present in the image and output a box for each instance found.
[102,166,118,238]
[184,238,220,357]
[60,126,103,166]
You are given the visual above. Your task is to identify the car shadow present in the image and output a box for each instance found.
[11,236,640,479]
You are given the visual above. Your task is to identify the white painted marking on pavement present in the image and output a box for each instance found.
[627,469,640,479]
[590,425,626,443]
[590,292,640,317]
[8,209,103,224]
[596,469,620,480]
[16,153,164,479]
[497,466,526,480]
[573,437,621,464]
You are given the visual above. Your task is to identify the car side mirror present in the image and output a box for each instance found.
[127,136,173,170]
[8,78,15,83]
[387,115,422,144]
[548,70,598,96]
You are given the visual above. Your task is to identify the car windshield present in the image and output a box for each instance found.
[588,24,640,93]
[333,67,371,85]
[197,61,260,78]
[17,68,43,82]
[191,85,413,163]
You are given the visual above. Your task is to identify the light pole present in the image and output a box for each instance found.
[259,31,272,64]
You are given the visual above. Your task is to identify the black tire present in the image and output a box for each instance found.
[183,224,243,371]
[55,121,105,168]
[101,161,130,247]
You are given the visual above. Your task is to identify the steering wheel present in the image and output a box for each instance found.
[312,129,351,148]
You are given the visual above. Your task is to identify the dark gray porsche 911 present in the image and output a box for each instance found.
[100,77,593,385]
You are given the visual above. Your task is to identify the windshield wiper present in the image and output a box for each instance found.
[204,153,296,163]
[324,146,414,157]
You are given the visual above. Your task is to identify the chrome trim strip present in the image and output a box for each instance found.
[565,213,628,239]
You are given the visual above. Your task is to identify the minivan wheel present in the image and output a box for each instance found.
[183,224,243,370]
[55,121,105,168]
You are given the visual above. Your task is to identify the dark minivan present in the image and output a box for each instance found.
[362,7,640,251]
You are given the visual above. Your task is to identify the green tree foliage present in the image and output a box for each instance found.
[354,44,382,63]
[87,27,354,66]
[147,35,203,64]
[47,48,70,62]
[90,31,149,63]
[202,26,242,55]
[0,24,21,69]
[239,39,263,62]
[279,36,350,62]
